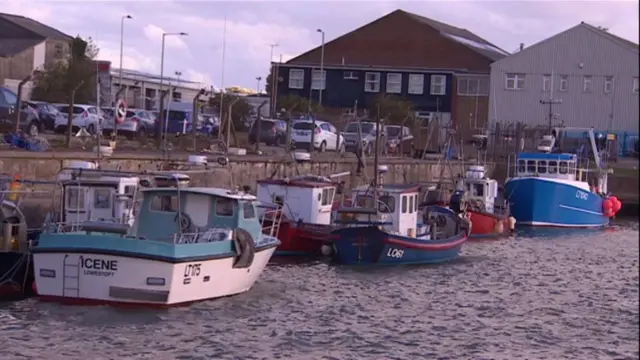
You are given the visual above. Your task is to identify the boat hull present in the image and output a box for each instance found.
[32,246,277,306]
[0,252,34,300]
[468,211,509,239]
[505,177,608,228]
[274,222,333,256]
[331,226,467,265]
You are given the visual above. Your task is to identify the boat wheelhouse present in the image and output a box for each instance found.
[505,128,621,228]
[32,183,281,306]
[256,175,343,255]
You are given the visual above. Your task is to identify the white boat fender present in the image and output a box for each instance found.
[232,228,255,269]
[494,220,504,234]
[508,216,517,235]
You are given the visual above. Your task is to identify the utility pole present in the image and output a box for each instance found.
[540,98,562,133]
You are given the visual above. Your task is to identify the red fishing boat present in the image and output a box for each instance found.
[256,174,349,256]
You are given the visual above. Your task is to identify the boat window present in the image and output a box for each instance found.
[401,195,407,213]
[414,194,418,211]
[321,188,334,206]
[242,201,255,219]
[150,194,179,212]
[273,195,284,206]
[355,194,372,208]
[124,185,136,195]
[538,160,547,174]
[473,183,484,197]
[559,161,568,174]
[527,160,536,173]
[67,188,85,210]
[215,197,236,217]
[568,161,576,174]
[378,195,395,213]
[518,160,526,172]
[548,161,558,174]
[94,188,111,209]
[409,195,414,213]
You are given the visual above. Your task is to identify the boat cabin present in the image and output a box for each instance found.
[133,187,269,244]
[256,176,337,225]
[460,165,499,214]
[57,161,139,226]
[514,153,583,182]
[348,184,420,237]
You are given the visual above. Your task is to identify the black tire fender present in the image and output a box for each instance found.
[232,228,255,269]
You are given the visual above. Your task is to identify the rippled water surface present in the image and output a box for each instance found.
[2,224,639,360]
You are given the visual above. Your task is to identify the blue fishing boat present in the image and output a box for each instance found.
[32,172,282,306]
[505,129,621,228]
[330,183,471,265]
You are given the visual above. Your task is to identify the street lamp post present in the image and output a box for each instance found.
[316,29,325,108]
[256,76,262,95]
[115,14,132,139]
[157,31,188,145]
[268,43,278,116]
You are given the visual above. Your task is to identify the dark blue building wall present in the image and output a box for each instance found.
[276,67,452,113]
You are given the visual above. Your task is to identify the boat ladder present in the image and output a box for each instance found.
[62,254,80,297]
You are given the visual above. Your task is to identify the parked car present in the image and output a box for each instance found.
[0,86,43,136]
[54,104,103,134]
[25,100,63,132]
[102,108,156,139]
[290,120,345,152]
[342,121,386,156]
[385,125,414,156]
[249,118,287,146]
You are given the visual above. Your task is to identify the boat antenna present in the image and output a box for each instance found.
[372,111,381,212]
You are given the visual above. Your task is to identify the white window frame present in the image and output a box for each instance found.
[386,73,402,94]
[311,69,326,90]
[430,75,446,95]
[288,69,304,89]
[604,76,614,93]
[364,72,381,93]
[559,75,568,91]
[542,75,551,92]
[633,77,639,93]
[457,77,488,96]
[582,76,592,92]
[505,73,525,90]
[408,74,424,95]
[343,71,358,80]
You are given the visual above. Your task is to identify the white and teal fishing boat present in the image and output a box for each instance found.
[32,158,282,306]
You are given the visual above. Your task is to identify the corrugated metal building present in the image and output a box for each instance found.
[489,22,639,133]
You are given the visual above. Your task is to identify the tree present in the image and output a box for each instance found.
[368,94,414,125]
[277,93,319,115]
[208,92,253,131]
[31,36,99,105]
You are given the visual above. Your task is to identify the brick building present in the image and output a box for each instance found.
[274,9,508,132]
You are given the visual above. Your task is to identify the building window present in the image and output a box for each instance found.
[311,70,326,90]
[344,71,358,80]
[364,72,380,92]
[288,69,304,89]
[408,74,424,94]
[386,73,402,94]
[558,75,568,91]
[633,77,639,93]
[457,77,489,96]
[583,76,592,92]
[54,44,63,59]
[604,76,614,93]
[430,75,446,95]
[505,73,525,90]
[542,75,551,92]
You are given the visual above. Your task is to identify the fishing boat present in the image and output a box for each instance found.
[329,115,470,266]
[256,152,350,256]
[32,157,282,306]
[330,182,470,265]
[505,129,621,227]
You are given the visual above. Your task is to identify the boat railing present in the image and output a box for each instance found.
[259,205,284,238]
[43,221,86,234]
[174,228,232,244]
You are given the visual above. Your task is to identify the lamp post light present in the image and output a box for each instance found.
[115,14,132,138]
[157,31,188,145]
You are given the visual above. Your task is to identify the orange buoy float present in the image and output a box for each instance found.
[602,199,613,213]
[7,176,20,201]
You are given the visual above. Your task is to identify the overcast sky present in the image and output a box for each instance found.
[5,0,639,90]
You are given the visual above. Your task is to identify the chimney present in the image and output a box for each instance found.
[519,43,524,51]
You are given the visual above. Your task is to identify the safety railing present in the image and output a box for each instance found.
[259,204,284,238]
[174,228,232,244]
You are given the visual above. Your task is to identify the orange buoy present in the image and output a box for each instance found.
[7,176,20,201]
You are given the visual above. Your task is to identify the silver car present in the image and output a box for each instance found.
[101,108,156,139]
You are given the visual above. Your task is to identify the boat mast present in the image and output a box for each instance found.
[540,52,562,134]
[372,111,381,211]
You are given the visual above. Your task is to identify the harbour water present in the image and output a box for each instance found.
[1,223,638,360]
